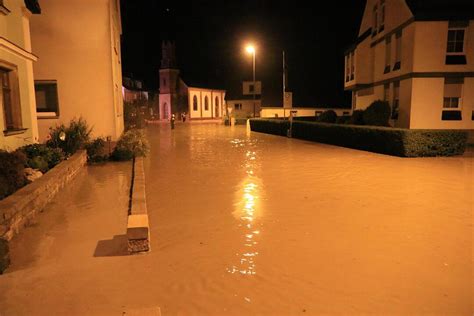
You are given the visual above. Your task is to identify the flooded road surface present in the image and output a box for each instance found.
[1,123,472,315]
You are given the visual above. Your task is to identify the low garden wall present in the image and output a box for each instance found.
[249,119,468,157]
[0,150,87,273]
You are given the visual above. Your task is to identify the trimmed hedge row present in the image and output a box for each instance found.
[249,119,467,157]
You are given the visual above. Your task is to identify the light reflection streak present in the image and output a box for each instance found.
[227,145,262,277]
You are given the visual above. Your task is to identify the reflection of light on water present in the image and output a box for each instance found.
[227,148,262,277]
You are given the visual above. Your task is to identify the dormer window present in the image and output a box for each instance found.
[446,21,468,65]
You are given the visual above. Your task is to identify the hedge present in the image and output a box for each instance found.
[249,119,467,157]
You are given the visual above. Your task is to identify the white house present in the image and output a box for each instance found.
[345,0,474,130]
[226,81,262,118]
[30,0,124,141]
[0,0,41,151]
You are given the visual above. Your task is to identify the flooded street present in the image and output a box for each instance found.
[0,123,472,315]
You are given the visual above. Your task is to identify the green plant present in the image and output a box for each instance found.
[47,117,92,156]
[249,119,468,157]
[316,110,337,123]
[349,109,365,125]
[0,150,27,200]
[19,144,65,172]
[85,137,108,163]
[111,129,149,161]
[362,100,391,126]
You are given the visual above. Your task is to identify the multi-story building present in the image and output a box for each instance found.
[345,0,474,130]
[0,0,40,150]
[30,0,124,141]
[123,76,148,103]
[226,81,262,118]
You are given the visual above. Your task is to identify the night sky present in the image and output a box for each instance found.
[120,0,367,108]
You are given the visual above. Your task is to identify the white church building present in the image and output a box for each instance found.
[158,42,226,121]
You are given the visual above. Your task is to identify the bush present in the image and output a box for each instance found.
[0,150,27,200]
[111,129,149,161]
[336,115,351,124]
[85,137,109,163]
[362,100,391,126]
[124,101,146,130]
[349,109,365,125]
[19,144,65,172]
[249,119,468,157]
[316,110,337,123]
[47,117,92,156]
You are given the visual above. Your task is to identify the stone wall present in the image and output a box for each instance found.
[0,150,87,273]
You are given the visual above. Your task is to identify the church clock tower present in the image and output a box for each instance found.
[159,41,180,120]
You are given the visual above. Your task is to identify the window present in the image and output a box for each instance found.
[1,67,22,131]
[345,54,350,82]
[350,51,355,80]
[393,31,402,70]
[380,0,385,32]
[372,5,378,36]
[446,21,468,65]
[35,81,59,117]
[443,77,463,109]
[384,37,391,73]
[249,84,254,93]
[163,78,166,87]
[204,96,209,111]
[193,95,198,111]
[215,97,219,116]
[234,103,242,110]
[442,77,463,121]
[392,81,400,120]
[384,84,390,101]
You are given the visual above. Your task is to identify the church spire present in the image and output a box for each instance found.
[160,41,177,69]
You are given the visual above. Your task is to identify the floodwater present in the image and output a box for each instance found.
[0,123,472,315]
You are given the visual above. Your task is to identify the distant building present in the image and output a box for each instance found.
[158,41,226,121]
[261,107,352,118]
[345,0,474,130]
[226,81,262,118]
[0,0,41,150]
[123,76,148,103]
[30,0,124,141]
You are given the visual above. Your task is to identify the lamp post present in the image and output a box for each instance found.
[246,45,256,118]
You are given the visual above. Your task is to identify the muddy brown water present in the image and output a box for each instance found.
[0,123,472,315]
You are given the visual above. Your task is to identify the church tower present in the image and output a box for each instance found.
[159,41,180,120]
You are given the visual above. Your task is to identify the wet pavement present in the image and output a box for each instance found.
[0,123,472,315]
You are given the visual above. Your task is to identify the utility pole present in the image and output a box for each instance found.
[283,51,286,119]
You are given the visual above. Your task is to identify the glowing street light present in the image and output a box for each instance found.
[246,44,256,118]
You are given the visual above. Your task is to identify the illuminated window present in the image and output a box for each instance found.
[234,103,242,110]
[35,81,59,116]
[204,96,209,111]
[193,95,198,111]
[1,67,22,131]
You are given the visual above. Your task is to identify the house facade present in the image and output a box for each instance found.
[30,0,124,141]
[345,0,474,130]
[226,81,262,118]
[0,0,40,151]
[123,76,148,103]
[158,41,225,121]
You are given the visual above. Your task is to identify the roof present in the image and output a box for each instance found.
[24,0,41,14]
[406,0,474,21]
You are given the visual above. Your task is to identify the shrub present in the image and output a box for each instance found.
[85,137,108,163]
[19,144,65,172]
[249,119,468,157]
[0,150,27,200]
[362,100,391,126]
[47,117,92,156]
[349,109,365,125]
[124,101,146,130]
[336,115,351,124]
[316,110,337,123]
[111,129,149,161]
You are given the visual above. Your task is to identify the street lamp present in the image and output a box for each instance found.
[246,45,256,118]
